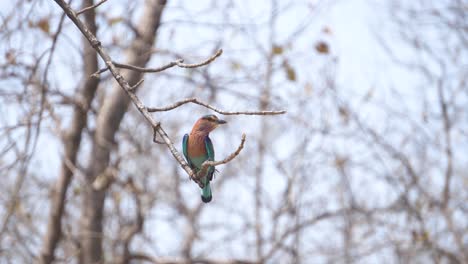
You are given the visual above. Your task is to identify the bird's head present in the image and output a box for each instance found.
[191,114,227,134]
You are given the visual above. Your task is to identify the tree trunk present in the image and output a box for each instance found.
[39,0,99,262]
[79,1,167,263]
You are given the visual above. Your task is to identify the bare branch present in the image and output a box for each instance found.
[151,124,164,144]
[128,253,257,264]
[262,209,346,262]
[129,78,144,91]
[76,0,108,16]
[176,49,223,68]
[148,98,286,115]
[197,133,246,179]
[111,59,183,73]
[152,123,204,188]
[92,49,222,77]
[119,178,144,264]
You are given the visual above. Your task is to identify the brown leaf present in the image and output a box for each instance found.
[283,62,296,82]
[272,44,284,55]
[36,18,50,34]
[315,41,329,54]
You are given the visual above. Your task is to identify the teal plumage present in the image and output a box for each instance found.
[182,115,226,203]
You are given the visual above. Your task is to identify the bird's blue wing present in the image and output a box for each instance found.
[204,136,215,181]
[182,134,194,169]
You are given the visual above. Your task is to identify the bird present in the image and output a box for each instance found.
[182,114,227,203]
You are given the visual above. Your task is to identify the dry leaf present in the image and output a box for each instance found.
[283,61,296,82]
[37,18,50,34]
[272,44,284,55]
[315,41,329,54]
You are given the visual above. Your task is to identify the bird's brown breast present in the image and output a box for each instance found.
[187,133,207,157]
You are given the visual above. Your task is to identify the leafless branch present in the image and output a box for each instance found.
[92,49,222,77]
[129,78,144,91]
[176,49,223,68]
[438,78,453,208]
[76,0,108,16]
[119,178,144,264]
[197,133,246,179]
[152,125,164,144]
[93,59,182,76]
[152,123,204,188]
[148,98,286,115]
[128,253,257,264]
[262,209,346,262]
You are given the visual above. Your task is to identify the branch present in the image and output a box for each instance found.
[92,49,222,77]
[119,178,144,264]
[129,78,144,91]
[262,209,346,262]
[115,60,182,72]
[152,125,204,188]
[176,49,223,68]
[197,133,246,179]
[128,253,257,264]
[76,0,108,16]
[148,98,286,115]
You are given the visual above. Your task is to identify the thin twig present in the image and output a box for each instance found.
[176,49,223,68]
[197,133,246,179]
[76,0,108,16]
[113,59,183,73]
[92,59,182,77]
[148,98,286,115]
[91,67,108,78]
[129,79,144,91]
[152,124,164,144]
[92,49,222,76]
[152,123,204,188]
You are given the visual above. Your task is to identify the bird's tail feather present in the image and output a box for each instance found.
[201,181,212,203]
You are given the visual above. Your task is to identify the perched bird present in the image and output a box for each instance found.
[182,114,227,203]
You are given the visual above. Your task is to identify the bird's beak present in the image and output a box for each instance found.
[217,119,227,124]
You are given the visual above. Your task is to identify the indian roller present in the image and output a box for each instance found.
[182,114,227,203]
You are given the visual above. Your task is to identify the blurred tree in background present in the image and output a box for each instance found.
[0,0,466,263]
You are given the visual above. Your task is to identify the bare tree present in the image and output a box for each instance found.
[1,0,465,263]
